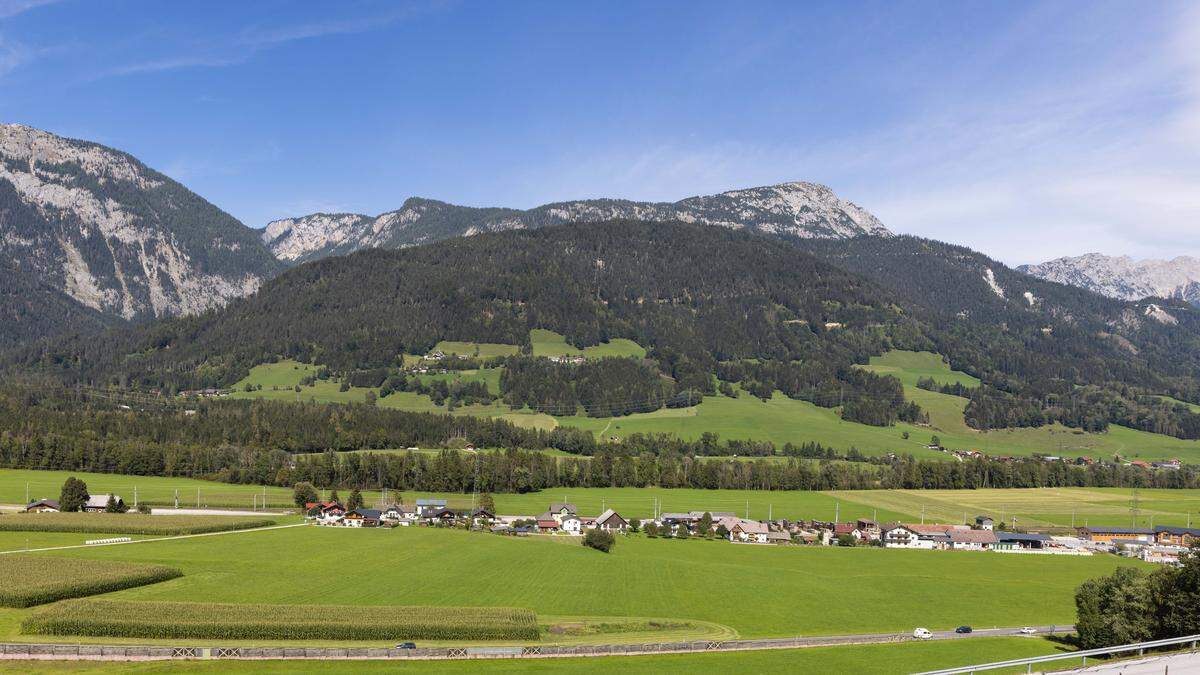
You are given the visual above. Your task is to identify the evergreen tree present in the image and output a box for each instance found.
[292,482,319,508]
[697,511,714,537]
[347,488,364,510]
[478,493,496,513]
[59,477,89,512]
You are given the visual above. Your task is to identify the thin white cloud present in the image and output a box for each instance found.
[0,0,62,20]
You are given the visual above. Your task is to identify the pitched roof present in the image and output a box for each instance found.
[550,502,577,513]
[947,529,999,544]
[908,524,956,535]
[1155,526,1200,536]
[25,499,59,509]
[85,494,120,508]
[997,532,1051,542]
[416,498,447,506]
[833,523,857,535]
[1080,526,1155,535]
[596,509,626,525]
[350,508,382,519]
[732,520,769,534]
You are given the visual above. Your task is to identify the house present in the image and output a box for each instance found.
[560,514,583,534]
[995,532,1051,550]
[547,503,578,523]
[594,509,629,533]
[343,508,381,527]
[882,524,932,549]
[1078,526,1156,544]
[1151,460,1182,470]
[975,516,994,531]
[470,508,496,527]
[415,499,448,517]
[766,531,792,544]
[381,504,416,525]
[832,523,862,542]
[729,519,770,543]
[1154,526,1200,547]
[856,519,881,541]
[661,511,736,534]
[24,499,60,513]
[946,529,999,551]
[536,518,560,532]
[83,494,124,512]
[1129,460,1151,469]
[908,524,958,549]
[425,507,460,525]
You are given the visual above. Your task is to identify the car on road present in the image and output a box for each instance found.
[955,626,972,634]
[913,628,933,640]
[396,642,417,649]
[1019,627,1037,635]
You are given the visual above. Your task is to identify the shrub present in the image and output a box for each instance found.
[23,600,540,641]
[582,529,616,553]
[0,513,275,536]
[0,557,181,608]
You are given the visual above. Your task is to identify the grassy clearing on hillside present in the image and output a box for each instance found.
[0,637,1073,674]
[433,341,520,359]
[23,600,539,641]
[17,526,1140,639]
[0,557,181,608]
[227,353,1200,461]
[0,513,276,535]
[530,329,647,359]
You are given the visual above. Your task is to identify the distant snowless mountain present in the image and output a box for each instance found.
[1019,254,1200,307]
[262,182,893,265]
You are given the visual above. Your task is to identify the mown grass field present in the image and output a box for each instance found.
[0,636,1073,674]
[529,329,647,359]
[0,526,1141,642]
[433,341,519,359]
[229,351,1200,462]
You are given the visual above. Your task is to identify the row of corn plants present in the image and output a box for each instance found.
[0,513,277,535]
[0,557,183,608]
[23,600,541,641]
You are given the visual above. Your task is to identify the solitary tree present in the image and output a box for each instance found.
[292,482,319,508]
[478,493,496,513]
[697,512,714,537]
[628,519,641,533]
[582,529,616,553]
[1075,566,1153,649]
[59,477,89,512]
[347,488,364,511]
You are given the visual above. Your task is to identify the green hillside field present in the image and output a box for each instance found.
[227,350,1200,463]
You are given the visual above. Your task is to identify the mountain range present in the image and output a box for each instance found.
[261,181,891,265]
[1020,254,1200,307]
[0,124,280,340]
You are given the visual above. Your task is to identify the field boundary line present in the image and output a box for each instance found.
[0,523,306,556]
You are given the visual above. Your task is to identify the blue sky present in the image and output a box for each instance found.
[1,0,1197,264]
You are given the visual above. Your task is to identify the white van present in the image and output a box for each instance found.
[913,628,933,640]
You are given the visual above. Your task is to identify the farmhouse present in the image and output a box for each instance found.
[425,508,461,526]
[24,499,60,513]
[881,524,927,549]
[1077,526,1155,544]
[381,504,416,525]
[729,519,770,543]
[83,494,124,512]
[1155,526,1200,547]
[975,515,994,531]
[536,517,560,532]
[470,508,496,527]
[995,532,1051,551]
[560,513,583,534]
[547,503,578,523]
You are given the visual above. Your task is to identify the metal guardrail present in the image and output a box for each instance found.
[915,633,1200,674]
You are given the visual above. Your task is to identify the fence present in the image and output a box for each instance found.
[916,633,1200,674]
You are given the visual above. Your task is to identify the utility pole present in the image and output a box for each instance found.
[174,489,179,509]
[25,482,29,505]
[134,487,138,510]
[1130,489,1141,528]
[921,505,926,525]
[834,502,840,523]
[196,488,200,509]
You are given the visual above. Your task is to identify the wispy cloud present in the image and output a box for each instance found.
[0,0,62,20]
[99,4,431,79]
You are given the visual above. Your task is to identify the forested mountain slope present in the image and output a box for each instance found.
[263,182,891,265]
[11,221,1200,439]
[0,124,282,344]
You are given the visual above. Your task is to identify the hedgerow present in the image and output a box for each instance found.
[23,600,541,641]
[0,513,276,535]
[0,557,182,608]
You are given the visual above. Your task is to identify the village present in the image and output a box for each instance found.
[293,497,1200,566]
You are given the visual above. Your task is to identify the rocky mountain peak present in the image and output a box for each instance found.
[1019,253,1200,306]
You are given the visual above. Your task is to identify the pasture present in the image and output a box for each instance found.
[0,526,1141,641]
[529,329,647,359]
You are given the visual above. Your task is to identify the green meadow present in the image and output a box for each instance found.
[0,636,1071,674]
[529,329,646,359]
[227,349,1200,463]
[0,526,1142,642]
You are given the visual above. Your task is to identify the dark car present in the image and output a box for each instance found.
[396,642,417,649]
[955,626,972,634]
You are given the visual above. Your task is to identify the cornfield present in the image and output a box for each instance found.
[23,599,541,641]
[0,513,276,535]
[0,557,182,608]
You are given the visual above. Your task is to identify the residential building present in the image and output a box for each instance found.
[343,508,381,527]
[881,524,927,549]
[24,499,60,513]
[415,499,448,517]
[560,514,583,534]
[975,516,994,531]
[548,503,578,524]
[729,519,770,543]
